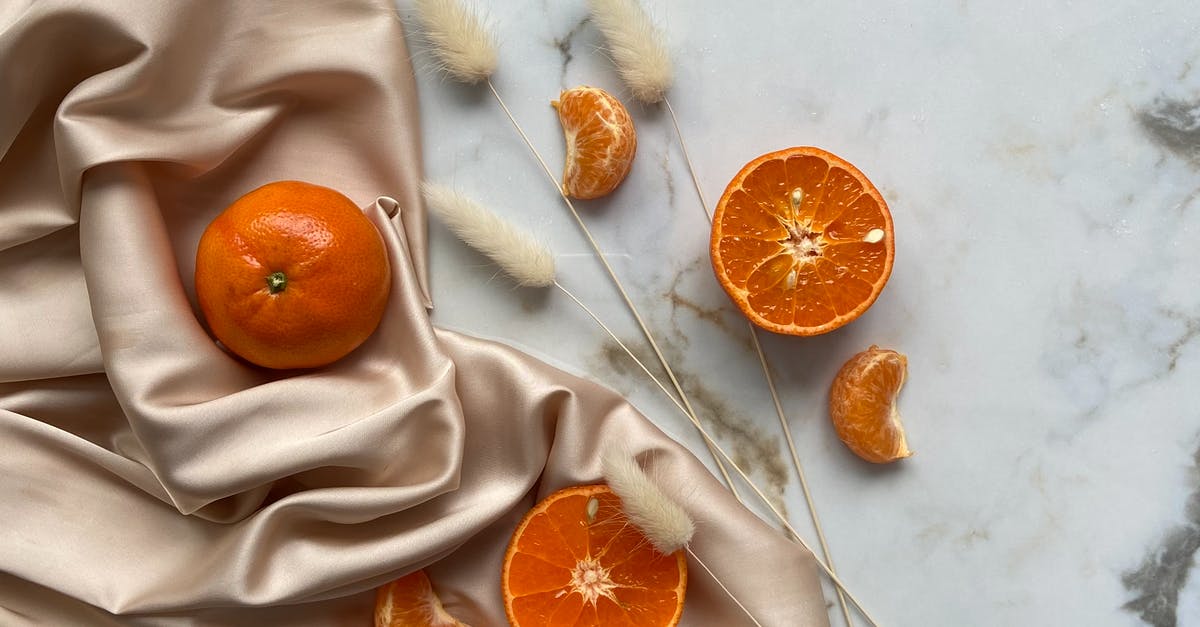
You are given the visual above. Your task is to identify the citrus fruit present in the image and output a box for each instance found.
[552,86,637,199]
[194,180,391,370]
[375,569,468,627]
[710,146,894,335]
[502,484,687,626]
[829,345,912,464]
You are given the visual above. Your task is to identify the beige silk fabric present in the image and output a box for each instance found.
[0,1,829,625]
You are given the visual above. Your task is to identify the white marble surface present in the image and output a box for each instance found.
[402,1,1200,625]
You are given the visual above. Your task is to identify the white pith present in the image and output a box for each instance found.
[567,557,619,607]
[782,186,827,267]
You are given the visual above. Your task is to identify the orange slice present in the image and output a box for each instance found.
[375,569,468,627]
[552,86,637,199]
[829,345,912,464]
[710,146,895,335]
[502,484,687,626]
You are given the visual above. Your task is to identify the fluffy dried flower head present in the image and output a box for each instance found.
[587,0,673,104]
[601,446,695,555]
[414,0,498,84]
[422,182,555,287]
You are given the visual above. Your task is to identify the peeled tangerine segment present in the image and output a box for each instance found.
[554,86,637,200]
[828,346,911,464]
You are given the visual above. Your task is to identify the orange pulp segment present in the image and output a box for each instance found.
[552,86,637,200]
[375,569,468,627]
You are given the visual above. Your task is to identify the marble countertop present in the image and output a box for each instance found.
[403,1,1200,625]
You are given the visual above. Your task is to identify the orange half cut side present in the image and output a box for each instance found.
[502,484,687,627]
[711,146,895,335]
[375,569,468,627]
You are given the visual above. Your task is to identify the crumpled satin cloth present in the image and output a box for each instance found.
[0,1,829,625]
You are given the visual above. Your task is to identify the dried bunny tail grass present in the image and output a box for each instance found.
[413,0,497,83]
[587,0,673,104]
[422,182,556,287]
[600,447,764,626]
[601,446,694,555]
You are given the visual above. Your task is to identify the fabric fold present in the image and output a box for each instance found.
[0,1,829,625]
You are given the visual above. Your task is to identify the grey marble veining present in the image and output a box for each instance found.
[1123,444,1200,627]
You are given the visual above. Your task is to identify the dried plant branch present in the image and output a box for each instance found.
[414,4,879,624]
[414,0,739,498]
[482,78,740,498]
[602,446,762,627]
[558,276,881,625]
[664,394,880,625]
[601,446,695,555]
[669,85,856,627]
[424,185,881,624]
[585,0,673,104]
[422,182,556,287]
[589,1,853,623]
[412,0,497,84]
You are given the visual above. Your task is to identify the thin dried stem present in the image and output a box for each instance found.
[683,410,879,627]
[688,548,764,627]
[414,2,865,621]
[485,78,738,498]
[412,0,497,84]
[585,0,673,104]
[423,182,556,287]
[664,96,854,627]
[554,282,880,627]
[601,446,696,555]
[749,328,851,627]
[603,447,762,627]
[663,98,711,214]
[554,282,686,419]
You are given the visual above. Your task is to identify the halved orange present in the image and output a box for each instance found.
[552,86,637,199]
[829,345,912,464]
[710,146,894,335]
[502,484,687,626]
[375,569,467,627]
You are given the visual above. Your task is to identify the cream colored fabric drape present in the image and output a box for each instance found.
[0,1,829,625]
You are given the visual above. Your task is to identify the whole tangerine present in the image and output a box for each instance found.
[194,180,391,370]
